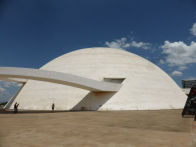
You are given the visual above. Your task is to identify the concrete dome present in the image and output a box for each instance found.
[9,47,187,110]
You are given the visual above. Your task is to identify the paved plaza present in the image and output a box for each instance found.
[0,110,195,147]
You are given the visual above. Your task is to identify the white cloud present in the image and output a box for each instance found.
[16,83,22,87]
[171,70,183,76]
[161,41,196,67]
[178,66,187,71]
[0,81,21,103]
[105,37,130,49]
[190,23,196,36]
[0,88,11,103]
[105,37,151,50]
[159,59,165,64]
[185,77,196,80]
[0,80,22,88]
[130,41,151,49]
[0,87,5,92]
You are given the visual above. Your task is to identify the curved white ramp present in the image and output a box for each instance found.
[0,67,121,92]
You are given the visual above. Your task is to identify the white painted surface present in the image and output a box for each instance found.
[9,47,187,110]
[0,67,121,92]
[182,88,190,95]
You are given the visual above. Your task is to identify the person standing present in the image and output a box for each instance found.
[52,103,55,112]
[14,102,19,113]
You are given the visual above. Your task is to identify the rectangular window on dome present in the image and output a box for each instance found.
[103,78,125,84]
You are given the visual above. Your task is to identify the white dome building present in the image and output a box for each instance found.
[7,47,187,111]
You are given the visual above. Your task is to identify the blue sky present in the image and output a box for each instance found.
[0,0,196,102]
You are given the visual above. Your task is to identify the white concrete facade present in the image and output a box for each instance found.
[0,67,121,92]
[7,47,187,111]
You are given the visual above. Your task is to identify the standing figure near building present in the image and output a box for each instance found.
[14,102,19,113]
[52,103,55,112]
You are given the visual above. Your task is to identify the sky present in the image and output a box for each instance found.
[0,0,196,102]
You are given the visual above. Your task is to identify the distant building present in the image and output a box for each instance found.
[182,80,196,88]
[182,80,196,95]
